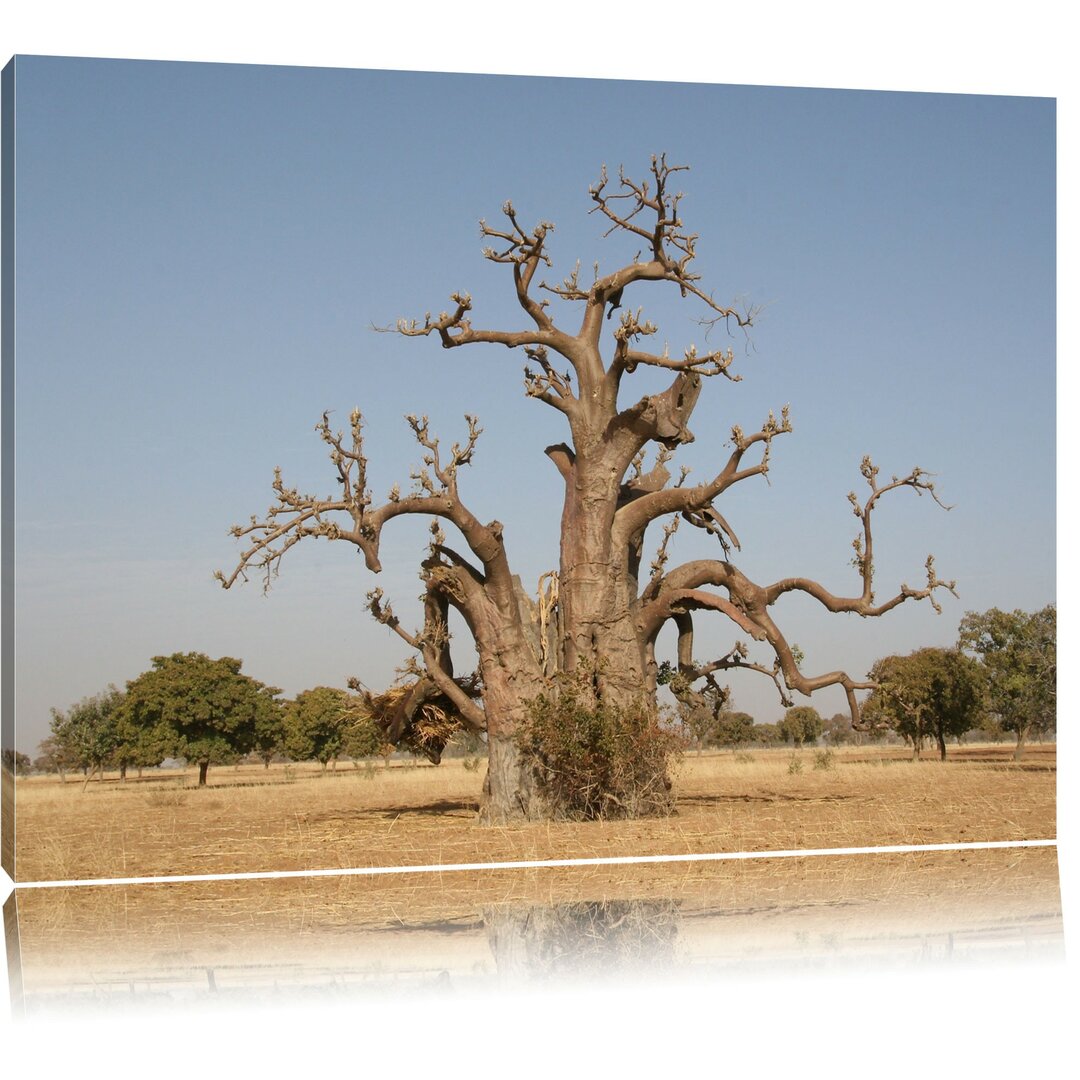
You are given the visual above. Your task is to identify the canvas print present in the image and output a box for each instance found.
[0,56,1058,1008]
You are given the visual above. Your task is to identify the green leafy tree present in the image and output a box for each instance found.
[284,686,361,772]
[864,647,985,761]
[111,702,173,780]
[778,706,823,748]
[714,710,755,749]
[752,722,783,747]
[958,605,1056,760]
[252,698,287,768]
[123,653,281,786]
[49,686,126,789]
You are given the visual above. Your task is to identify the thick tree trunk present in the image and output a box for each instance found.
[937,730,947,761]
[480,732,547,824]
[471,581,553,823]
[556,463,649,710]
[474,447,672,824]
[119,764,127,781]
[197,760,209,786]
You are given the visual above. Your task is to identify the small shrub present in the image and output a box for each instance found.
[518,676,685,821]
[462,755,483,772]
[813,749,835,771]
[787,755,803,775]
[733,752,755,764]
[144,788,187,808]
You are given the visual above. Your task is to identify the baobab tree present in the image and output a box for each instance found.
[219,155,955,822]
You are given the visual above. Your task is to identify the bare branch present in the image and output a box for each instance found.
[766,458,957,614]
[479,202,557,332]
[538,259,592,303]
[365,587,418,648]
[586,154,758,327]
[613,405,793,544]
[217,409,513,599]
[523,344,578,416]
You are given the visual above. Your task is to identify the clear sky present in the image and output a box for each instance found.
[11,57,1055,751]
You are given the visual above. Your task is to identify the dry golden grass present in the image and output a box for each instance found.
[12,742,1055,883]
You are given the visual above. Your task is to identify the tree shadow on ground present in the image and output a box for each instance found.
[678,792,857,806]
[376,800,479,819]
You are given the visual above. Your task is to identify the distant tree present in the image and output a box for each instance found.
[284,686,359,772]
[1,749,31,776]
[823,712,854,746]
[714,710,755,749]
[122,653,282,786]
[680,704,718,753]
[753,722,783,747]
[966,716,1007,744]
[779,706,823,748]
[958,605,1056,761]
[865,647,985,761]
[34,733,81,781]
[252,698,288,768]
[666,668,728,752]
[49,686,126,789]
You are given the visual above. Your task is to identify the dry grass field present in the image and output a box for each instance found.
[13,742,1056,882]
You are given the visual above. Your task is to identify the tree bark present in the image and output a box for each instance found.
[1014,725,1027,762]
[197,760,209,786]
[480,732,547,824]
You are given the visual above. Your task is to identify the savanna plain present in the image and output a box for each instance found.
[15,742,1056,883]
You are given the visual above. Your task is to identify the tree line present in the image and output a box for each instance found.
[20,604,1054,786]
[34,652,393,787]
[676,605,1055,761]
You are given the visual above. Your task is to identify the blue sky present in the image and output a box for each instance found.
[12,57,1055,750]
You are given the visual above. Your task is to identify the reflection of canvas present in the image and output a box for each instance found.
[8,847,1063,1013]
